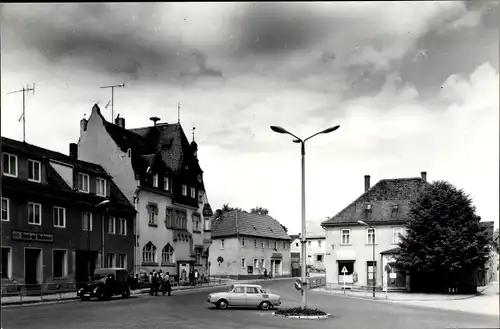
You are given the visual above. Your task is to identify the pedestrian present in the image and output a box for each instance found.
[152,272,159,296]
[189,270,195,286]
[162,272,172,296]
[194,270,199,286]
[264,268,268,280]
[148,271,154,295]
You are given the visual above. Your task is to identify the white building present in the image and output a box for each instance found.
[290,220,326,270]
[77,104,213,280]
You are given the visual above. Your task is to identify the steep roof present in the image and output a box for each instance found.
[322,177,429,227]
[211,210,291,240]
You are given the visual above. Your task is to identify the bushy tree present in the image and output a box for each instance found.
[250,206,269,215]
[397,181,491,285]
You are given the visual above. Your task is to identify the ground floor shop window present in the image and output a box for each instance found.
[2,247,11,279]
[53,249,67,278]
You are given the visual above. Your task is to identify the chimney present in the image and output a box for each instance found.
[364,175,370,192]
[150,117,160,126]
[115,116,125,129]
[421,171,427,182]
[80,118,88,137]
[69,143,78,159]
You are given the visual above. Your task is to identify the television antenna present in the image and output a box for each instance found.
[7,83,36,143]
[100,83,125,121]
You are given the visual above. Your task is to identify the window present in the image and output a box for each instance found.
[393,227,403,244]
[367,228,376,245]
[118,218,127,235]
[182,185,187,196]
[241,238,245,247]
[220,239,225,249]
[147,204,158,226]
[295,242,299,247]
[204,217,210,231]
[318,240,322,247]
[106,253,116,267]
[1,247,11,279]
[28,159,41,182]
[261,240,264,248]
[341,229,351,245]
[96,178,106,197]
[77,173,89,193]
[143,242,157,263]
[254,239,257,248]
[316,254,323,262]
[163,177,170,191]
[190,187,196,198]
[53,250,67,278]
[260,259,265,269]
[246,286,259,294]
[108,217,116,234]
[266,240,270,248]
[28,202,42,225]
[153,174,158,188]
[1,198,9,221]
[162,244,174,264]
[53,207,66,228]
[118,254,127,268]
[82,212,92,231]
[195,247,202,264]
[282,241,286,248]
[193,214,201,231]
[233,286,245,293]
[253,258,258,269]
[241,258,246,268]
[174,211,188,229]
[274,241,277,249]
[2,153,17,177]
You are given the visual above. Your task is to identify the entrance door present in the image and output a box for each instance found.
[75,250,97,284]
[367,261,377,288]
[337,261,354,283]
[274,260,281,276]
[24,248,41,284]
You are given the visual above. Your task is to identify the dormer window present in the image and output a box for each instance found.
[182,185,187,196]
[163,177,170,191]
[78,173,89,193]
[96,178,106,197]
[153,174,159,188]
[28,159,41,182]
[190,187,196,198]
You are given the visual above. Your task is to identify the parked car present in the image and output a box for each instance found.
[78,268,131,301]
[206,284,281,310]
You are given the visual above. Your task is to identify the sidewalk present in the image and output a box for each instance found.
[1,282,228,308]
[313,282,499,316]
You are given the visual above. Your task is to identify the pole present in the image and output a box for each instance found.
[300,141,307,309]
[111,87,115,121]
[372,237,376,298]
[22,88,26,143]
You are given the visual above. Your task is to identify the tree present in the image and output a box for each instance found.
[250,206,269,215]
[221,203,243,213]
[397,181,491,291]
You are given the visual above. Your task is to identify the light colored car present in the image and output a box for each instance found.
[206,284,281,310]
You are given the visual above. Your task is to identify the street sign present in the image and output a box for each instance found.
[341,266,348,274]
[294,278,302,291]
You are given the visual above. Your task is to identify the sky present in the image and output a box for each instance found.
[2,2,499,234]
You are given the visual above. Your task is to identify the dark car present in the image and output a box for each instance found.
[78,268,132,301]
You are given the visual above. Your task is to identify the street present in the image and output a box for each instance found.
[2,279,498,329]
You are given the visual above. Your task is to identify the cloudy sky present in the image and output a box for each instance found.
[2,2,499,233]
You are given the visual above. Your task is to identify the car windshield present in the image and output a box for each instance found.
[92,274,107,281]
[260,288,267,293]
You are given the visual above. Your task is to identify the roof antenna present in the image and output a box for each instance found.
[177,102,180,124]
[7,83,36,143]
[191,124,196,142]
[150,116,160,126]
[100,83,125,121]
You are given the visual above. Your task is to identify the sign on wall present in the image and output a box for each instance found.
[12,230,54,243]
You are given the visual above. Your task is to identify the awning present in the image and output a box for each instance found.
[380,247,400,255]
[271,253,283,260]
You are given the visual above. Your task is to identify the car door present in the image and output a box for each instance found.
[228,286,246,306]
[245,287,261,307]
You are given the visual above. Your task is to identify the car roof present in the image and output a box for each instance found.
[94,267,127,274]
[232,284,263,288]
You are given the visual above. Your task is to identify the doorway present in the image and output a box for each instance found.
[24,248,42,284]
[337,260,354,283]
[2,247,12,279]
[75,250,97,284]
[367,261,377,288]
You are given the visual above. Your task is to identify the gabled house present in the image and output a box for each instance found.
[209,210,292,279]
[1,137,135,290]
[77,104,213,280]
[321,172,430,291]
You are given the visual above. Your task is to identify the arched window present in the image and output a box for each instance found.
[142,242,157,263]
[162,244,174,264]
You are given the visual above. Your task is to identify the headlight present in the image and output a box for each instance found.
[208,295,212,299]
[93,287,99,293]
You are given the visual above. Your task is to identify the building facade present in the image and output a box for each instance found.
[321,173,430,291]
[1,137,136,291]
[290,234,326,270]
[209,210,292,279]
[77,104,213,280]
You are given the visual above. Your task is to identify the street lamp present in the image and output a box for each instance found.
[270,124,340,309]
[358,220,376,298]
[87,200,111,279]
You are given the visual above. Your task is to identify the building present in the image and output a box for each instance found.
[77,104,213,280]
[1,137,136,291]
[321,173,430,291]
[209,210,292,279]
[290,221,327,271]
[479,221,497,286]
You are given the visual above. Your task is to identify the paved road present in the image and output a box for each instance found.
[2,279,498,329]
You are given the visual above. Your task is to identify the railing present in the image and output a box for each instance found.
[314,282,384,296]
[307,275,326,289]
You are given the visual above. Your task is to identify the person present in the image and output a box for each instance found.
[151,272,159,296]
[162,272,172,296]
[148,271,154,295]
[264,268,268,280]
[194,270,199,286]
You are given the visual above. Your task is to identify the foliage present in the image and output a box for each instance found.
[221,203,243,213]
[397,181,491,279]
[250,206,269,215]
[275,307,327,316]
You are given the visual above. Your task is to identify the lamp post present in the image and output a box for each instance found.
[88,200,110,277]
[358,220,376,298]
[270,124,340,309]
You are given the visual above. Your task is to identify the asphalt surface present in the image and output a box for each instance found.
[2,279,498,329]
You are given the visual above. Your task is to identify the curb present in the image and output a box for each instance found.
[272,311,331,320]
[1,283,228,308]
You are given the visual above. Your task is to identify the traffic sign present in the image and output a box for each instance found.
[341,266,348,274]
[294,278,302,291]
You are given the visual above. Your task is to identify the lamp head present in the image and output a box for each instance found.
[270,126,288,134]
[322,125,340,134]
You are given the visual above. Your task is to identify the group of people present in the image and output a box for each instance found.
[148,270,172,296]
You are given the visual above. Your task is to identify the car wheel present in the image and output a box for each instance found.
[217,299,229,310]
[80,296,89,301]
[259,301,271,310]
[122,288,130,299]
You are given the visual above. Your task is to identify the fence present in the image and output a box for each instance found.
[315,282,384,296]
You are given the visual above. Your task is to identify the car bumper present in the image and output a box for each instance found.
[78,289,97,298]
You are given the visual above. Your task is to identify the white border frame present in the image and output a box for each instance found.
[96,177,107,197]
[340,229,351,245]
[28,202,42,226]
[53,206,66,228]
[1,197,10,221]
[366,227,377,245]
[3,153,18,178]
[28,159,42,183]
[78,173,90,193]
